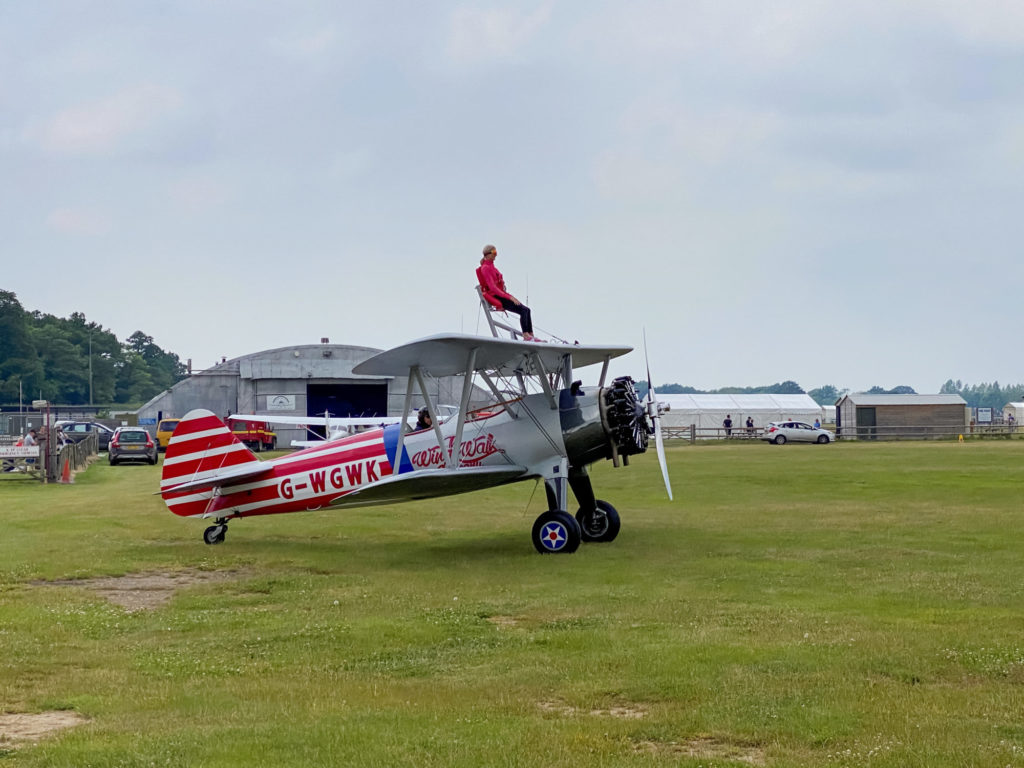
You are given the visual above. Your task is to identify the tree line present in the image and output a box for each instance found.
[644,378,1024,410]
[0,290,186,407]
[638,382,919,406]
[939,380,1024,410]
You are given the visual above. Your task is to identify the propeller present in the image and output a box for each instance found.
[643,330,673,501]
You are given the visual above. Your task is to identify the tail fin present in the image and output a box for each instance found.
[160,409,261,515]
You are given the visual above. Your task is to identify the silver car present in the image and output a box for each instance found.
[761,421,833,445]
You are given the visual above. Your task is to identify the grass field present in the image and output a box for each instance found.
[2,440,1024,767]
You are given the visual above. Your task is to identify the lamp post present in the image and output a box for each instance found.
[89,332,93,407]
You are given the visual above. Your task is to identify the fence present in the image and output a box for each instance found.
[663,426,767,442]
[663,424,1012,442]
[836,423,1017,441]
[0,430,98,482]
[49,433,98,482]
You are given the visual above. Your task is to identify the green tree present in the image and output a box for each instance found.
[808,385,847,405]
[0,291,44,402]
[115,352,157,403]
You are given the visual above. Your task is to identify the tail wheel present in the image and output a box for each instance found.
[576,499,621,543]
[203,525,227,545]
[531,510,582,554]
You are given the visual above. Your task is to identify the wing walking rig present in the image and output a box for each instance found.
[160,334,672,553]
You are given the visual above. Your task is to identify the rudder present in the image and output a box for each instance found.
[160,409,260,512]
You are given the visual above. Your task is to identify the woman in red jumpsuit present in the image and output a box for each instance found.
[477,244,536,341]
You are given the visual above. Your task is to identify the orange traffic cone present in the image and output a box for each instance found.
[60,455,72,484]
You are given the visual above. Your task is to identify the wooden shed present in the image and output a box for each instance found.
[835,394,967,440]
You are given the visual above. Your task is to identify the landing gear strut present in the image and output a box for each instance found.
[203,520,228,545]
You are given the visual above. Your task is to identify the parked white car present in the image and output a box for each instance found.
[762,421,833,445]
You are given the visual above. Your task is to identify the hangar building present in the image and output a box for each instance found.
[136,342,479,447]
[835,393,967,439]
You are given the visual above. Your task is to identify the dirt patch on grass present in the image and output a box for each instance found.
[35,570,239,612]
[485,615,520,628]
[0,712,88,748]
[537,700,647,719]
[633,736,766,765]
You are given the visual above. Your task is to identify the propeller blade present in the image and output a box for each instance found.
[654,416,673,501]
[643,329,654,401]
[642,328,672,500]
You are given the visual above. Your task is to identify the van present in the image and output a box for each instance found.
[156,418,182,452]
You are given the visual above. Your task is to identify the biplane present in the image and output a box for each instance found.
[159,334,672,553]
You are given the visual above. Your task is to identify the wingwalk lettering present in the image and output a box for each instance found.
[412,433,499,469]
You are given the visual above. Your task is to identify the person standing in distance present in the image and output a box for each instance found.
[477,244,537,341]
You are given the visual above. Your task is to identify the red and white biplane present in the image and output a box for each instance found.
[159,334,671,553]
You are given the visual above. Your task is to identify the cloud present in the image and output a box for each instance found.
[446,4,552,63]
[31,84,183,155]
[924,0,1024,47]
[46,207,112,236]
[167,175,231,214]
[270,25,338,58]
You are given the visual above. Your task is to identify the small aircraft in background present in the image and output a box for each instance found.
[230,406,459,448]
[160,334,672,554]
[229,411,414,448]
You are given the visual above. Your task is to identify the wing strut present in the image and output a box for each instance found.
[560,352,574,389]
[393,367,416,475]
[479,372,519,419]
[449,346,478,467]
[529,351,558,409]
[412,365,452,469]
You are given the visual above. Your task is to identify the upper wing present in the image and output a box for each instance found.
[351,334,632,378]
[329,465,529,508]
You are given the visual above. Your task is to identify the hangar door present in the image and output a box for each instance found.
[307,383,388,437]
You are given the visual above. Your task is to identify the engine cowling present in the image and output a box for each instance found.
[601,376,651,457]
[559,376,653,470]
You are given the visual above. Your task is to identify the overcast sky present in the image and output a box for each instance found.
[3,1,1024,393]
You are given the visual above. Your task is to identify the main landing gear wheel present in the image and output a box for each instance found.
[576,499,621,543]
[203,524,227,545]
[532,510,582,554]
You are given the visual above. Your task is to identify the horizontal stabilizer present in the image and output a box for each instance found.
[332,465,528,508]
[160,460,274,494]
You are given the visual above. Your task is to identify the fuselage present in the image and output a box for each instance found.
[161,390,600,520]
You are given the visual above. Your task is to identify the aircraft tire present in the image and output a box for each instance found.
[576,499,621,543]
[203,525,226,545]
[531,510,581,554]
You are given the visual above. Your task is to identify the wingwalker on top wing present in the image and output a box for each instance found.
[159,334,672,554]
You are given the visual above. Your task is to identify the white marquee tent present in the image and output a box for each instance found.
[656,393,824,432]
[1002,402,1024,424]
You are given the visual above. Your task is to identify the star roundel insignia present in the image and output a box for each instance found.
[541,522,566,551]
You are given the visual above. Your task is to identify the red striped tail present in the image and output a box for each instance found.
[160,409,260,509]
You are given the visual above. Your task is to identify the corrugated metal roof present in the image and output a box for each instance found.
[840,394,966,406]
